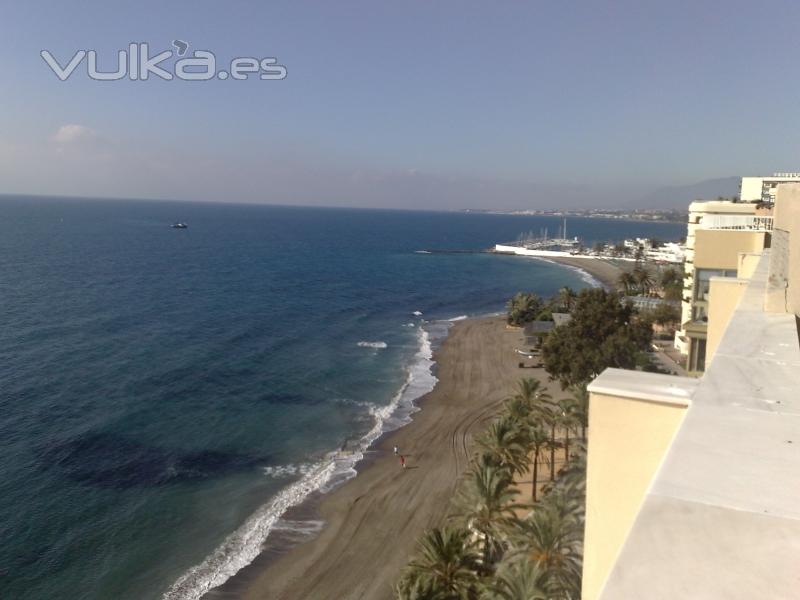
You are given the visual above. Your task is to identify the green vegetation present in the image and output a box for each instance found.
[396,284,658,599]
[395,379,586,600]
[541,288,653,389]
[506,287,578,327]
[658,267,684,301]
[617,265,684,301]
[647,302,681,327]
[506,292,544,327]
[617,267,654,296]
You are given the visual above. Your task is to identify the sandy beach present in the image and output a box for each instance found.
[205,260,625,600]
[207,317,548,600]
[539,256,626,291]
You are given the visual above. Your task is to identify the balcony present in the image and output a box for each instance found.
[698,215,773,231]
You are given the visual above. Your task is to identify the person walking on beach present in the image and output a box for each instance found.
[399,455,406,469]
[393,445,399,455]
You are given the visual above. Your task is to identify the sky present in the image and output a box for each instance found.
[1,0,800,209]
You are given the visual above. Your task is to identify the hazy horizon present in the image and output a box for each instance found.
[2,1,798,209]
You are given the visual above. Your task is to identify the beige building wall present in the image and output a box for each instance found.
[767,184,800,315]
[737,252,762,279]
[693,230,767,270]
[706,277,748,364]
[582,388,688,600]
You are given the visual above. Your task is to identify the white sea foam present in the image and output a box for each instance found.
[561,263,603,288]
[448,315,468,322]
[532,257,603,289]
[163,459,339,600]
[412,310,423,316]
[262,463,318,479]
[163,326,438,600]
[357,341,388,349]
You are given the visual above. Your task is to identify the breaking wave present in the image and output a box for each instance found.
[162,326,438,600]
[357,341,388,349]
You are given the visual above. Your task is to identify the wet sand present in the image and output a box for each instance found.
[542,256,626,290]
[210,317,544,600]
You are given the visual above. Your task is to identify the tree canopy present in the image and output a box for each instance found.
[541,288,653,388]
[506,292,544,327]
[648,302,681,326]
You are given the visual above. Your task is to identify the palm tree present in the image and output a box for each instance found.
[512,378,546,412]
[617,271,635,296]
[452,455,519,570]
[526,425,551,502]
[476,416,530,477]
[481,558,549,600]
[394,576,443,600]
[632,268,654,297]
[502,395,530,423]
[555,397,581,463]
[568,384,589,441]
[529,399,559,482]
[396,527,480,599]
[556,287,577,313]
[508,504,583,599]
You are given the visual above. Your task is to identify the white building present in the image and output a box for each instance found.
[673,198,773,366]
[739,173,800,203]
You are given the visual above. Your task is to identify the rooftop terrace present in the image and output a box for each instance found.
[593,250,800,599]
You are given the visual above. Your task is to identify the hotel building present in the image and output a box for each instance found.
[581,183,800,599]
[674,197,773,373]
[740,172,800,203]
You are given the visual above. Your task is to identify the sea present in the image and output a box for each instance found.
[0,197,685,599]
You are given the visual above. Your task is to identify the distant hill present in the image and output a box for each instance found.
[632,177,740,209]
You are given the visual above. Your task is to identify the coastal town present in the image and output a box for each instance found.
[389,173,800,600]
[6,4,800,600]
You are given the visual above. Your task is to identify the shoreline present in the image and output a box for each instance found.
[205,316,540,600]
[194,258,624,600]
[185,258,623,600]
[542,255,625,291]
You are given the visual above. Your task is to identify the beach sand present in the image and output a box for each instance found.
[208,317,548,600]
[543,256,626,290]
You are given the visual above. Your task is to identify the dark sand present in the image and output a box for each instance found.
[209,317,539,600]
[542,256,626,291]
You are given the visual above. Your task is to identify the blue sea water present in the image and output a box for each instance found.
[0,197,685,599]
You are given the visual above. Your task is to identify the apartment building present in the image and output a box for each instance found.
[740,172,800,202]
[582,183,800,599]
[674,199,773,372]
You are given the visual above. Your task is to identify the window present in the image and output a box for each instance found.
[693,268,736,302]
[689,337,707,372]
[692,304,708,322]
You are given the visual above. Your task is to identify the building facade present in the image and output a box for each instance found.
[674,199,773,372]
[739,173,800,203]
[582,183,800,600]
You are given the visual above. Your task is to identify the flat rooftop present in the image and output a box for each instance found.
[598,250,800,599]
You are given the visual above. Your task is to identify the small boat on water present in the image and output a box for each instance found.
[171,222,188,229]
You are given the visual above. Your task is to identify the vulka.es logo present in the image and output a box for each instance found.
[40,41,287,82]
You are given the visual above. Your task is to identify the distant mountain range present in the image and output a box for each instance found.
[632,177,740,209]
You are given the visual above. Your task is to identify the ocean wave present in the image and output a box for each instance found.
[532,257,603,289]
[162,327,438,600]
[163,459,339,600]
[558,263,602,288]
[412,310,422,316]
[357,341,388,349]
[448,315,468,322]
[262,463,319,479]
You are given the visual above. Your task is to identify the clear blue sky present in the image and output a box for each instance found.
[2,0,800,209]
